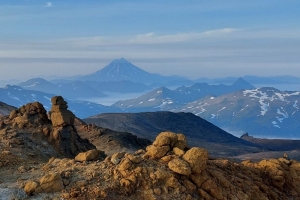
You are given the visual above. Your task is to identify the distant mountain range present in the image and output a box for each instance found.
[18,78,152,99]
[112,78,255,111]
[0,85,120,118]
[1,57,300,139]
[18,78,106,99]
[196,75,300,91]
[175,87,300,138]
[12,58,300,98]
[84,111,265,158]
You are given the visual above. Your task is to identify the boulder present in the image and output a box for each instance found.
[183,147,209,174]
[173,147,185,156]
[145,145,170,159]
[168,158,192,175]
[111,152,126,165]
[24,181,39,195]
[126,154,143,164]
[37,173,64,193]
[75,149,103,162]
[154,132,178,147]
[174,133,188,150]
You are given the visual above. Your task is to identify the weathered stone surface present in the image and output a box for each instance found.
[9,109,18,120]
[50,110,74,127]
[126,153,143,164]
[173,147,185,156]
[118,157,133,172]
[75,149,102,162]
[48,96,96,158]
[24,181,39,195]
[154,132,178,147]
[51,96,67,107]
[183,147,209,174]
[168,158,192,175]
[145,145,170,159]
[153,135,171,147]
[9,102,49,128]
[37,173,64,193]
[161,155,176,162]
[174,133,187,150]
[111,152,126,165]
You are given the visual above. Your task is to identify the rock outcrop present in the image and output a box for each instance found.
[1,100,300,200]
[9,102,50,128]
[48,96,96,158]
[16,131,300,199]
[3,97,96,159]
[75,149,106,162]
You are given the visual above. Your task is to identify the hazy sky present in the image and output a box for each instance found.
[0,0,299,81]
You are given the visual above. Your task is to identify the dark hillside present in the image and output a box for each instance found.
[84,111,265,157]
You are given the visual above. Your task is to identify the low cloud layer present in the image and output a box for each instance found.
[0,28,299,81]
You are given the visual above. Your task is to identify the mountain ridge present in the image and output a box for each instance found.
[0,85,119,118]
[84,111,265,158]
[112,77,255,111]
[176,87,300,138]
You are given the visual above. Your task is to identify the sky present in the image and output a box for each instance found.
[0,0,300,81]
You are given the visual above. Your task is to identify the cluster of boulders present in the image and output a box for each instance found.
[6,96,96,159]
[105,131,210,199]
[18,130,300,200]
[9,102,49,129]
[242,157,296,191]
[24,172,64,195]
[143,131,208,176]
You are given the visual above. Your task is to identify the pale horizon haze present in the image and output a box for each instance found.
[0,1,299,81]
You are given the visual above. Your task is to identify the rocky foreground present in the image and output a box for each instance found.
[0,97,300,199]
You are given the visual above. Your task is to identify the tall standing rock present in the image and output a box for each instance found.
[49,96,95,158]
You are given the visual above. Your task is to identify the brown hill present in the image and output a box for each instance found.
[74,118,151,156]
[84,112,266,158]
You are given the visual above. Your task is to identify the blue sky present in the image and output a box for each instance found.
[0,0,300,80]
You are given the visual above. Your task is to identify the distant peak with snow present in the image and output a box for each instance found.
[79,58,183,83]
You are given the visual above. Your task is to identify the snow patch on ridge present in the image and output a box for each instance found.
[276,107,289,123]
[293,100,299,109]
